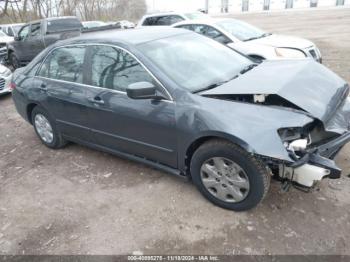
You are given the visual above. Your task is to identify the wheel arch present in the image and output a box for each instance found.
[26,102,39,124]
[182,132,255,176]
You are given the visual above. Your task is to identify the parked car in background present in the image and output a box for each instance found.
[0,30,14,49]
[0,64,12,95]
[115,20,135,29]
[1,23,24,37]
[173,18,322,62]
[82,21,107,29]
[137,11,209,27]
[11,28,350,211]
[7,16,83,69]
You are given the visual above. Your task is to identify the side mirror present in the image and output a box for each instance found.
[126,82,158,100]
[14,35,21,41]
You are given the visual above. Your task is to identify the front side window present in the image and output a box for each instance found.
[31,23,41,37]
[138,33,252,92]
[89,45,154,92]
[205,26,232,44]
[38,46,86,83]
[18,25,30,41]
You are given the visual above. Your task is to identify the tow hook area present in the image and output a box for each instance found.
[279,153,342,191]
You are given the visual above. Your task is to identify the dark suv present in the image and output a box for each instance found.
[11,28,350,211]
[7,17,82,69]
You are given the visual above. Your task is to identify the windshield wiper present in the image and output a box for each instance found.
[193,75,239,94]
[240,63,258,74]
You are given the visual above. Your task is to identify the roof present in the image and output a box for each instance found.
[173,18,234,27]
[29,16,80,25]
[65,27,191,46]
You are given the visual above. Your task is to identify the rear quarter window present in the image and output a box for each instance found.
[38,46,86,83]
[47,19,83,32]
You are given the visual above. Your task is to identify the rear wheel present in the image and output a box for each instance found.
[190,139,270,211]
[31,106,67,149]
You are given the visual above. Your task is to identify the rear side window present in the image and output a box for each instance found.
[47,18,82,32]
[38,46,86,83]
[89,45,154,92]
[143,15,184,26]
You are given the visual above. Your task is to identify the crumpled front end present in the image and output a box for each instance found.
[277,97,350,189]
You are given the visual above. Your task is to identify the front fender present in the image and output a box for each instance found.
[176,95,314,171]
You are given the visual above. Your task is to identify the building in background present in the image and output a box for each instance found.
[146,0,350,13]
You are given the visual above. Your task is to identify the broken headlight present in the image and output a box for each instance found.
[278,127,310,159]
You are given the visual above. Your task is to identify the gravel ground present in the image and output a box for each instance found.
[0,8,350,255]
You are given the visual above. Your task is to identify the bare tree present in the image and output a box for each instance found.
[0,0,147,23]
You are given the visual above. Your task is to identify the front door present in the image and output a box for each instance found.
[13,24,31,62]
[27,22,45,59]
[36,45,92,142]
[84,45,177,167]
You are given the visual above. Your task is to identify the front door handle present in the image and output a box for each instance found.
[88,96,105,105]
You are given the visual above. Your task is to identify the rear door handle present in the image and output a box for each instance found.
[88,97,105,105]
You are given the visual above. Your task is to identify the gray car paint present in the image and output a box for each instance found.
[11,28,350,176]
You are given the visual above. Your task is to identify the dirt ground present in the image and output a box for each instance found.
[1,8,350,256]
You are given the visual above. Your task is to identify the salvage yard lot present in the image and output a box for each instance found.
[1,8,350,255]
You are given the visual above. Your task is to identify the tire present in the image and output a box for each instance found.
[31,106,67,149]
[190,139,270,211]
[9,52,20,69]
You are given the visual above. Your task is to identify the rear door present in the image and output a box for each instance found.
[36,45,92,142]
[84,45,177,167]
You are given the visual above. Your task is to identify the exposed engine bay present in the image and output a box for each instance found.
[203,92,350,191]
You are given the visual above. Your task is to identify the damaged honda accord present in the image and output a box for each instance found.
[11,28,350,211]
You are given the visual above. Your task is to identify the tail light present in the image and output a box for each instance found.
[9,82,16,90]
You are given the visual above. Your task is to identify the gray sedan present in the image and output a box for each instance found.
[11,28,350,211]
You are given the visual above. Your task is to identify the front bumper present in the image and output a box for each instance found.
[282,131,350,188]
[0,74,12,95]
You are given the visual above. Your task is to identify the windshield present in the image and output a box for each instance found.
[138,33,252,92]
[0,31,6,37]
[216,19,266,41]
[184,12,208,20]
[13,25,23,34]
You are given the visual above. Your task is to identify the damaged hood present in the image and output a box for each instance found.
[202,60,348,122]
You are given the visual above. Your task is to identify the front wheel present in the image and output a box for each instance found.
[31,106,67,149]
[190,139,270,211]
